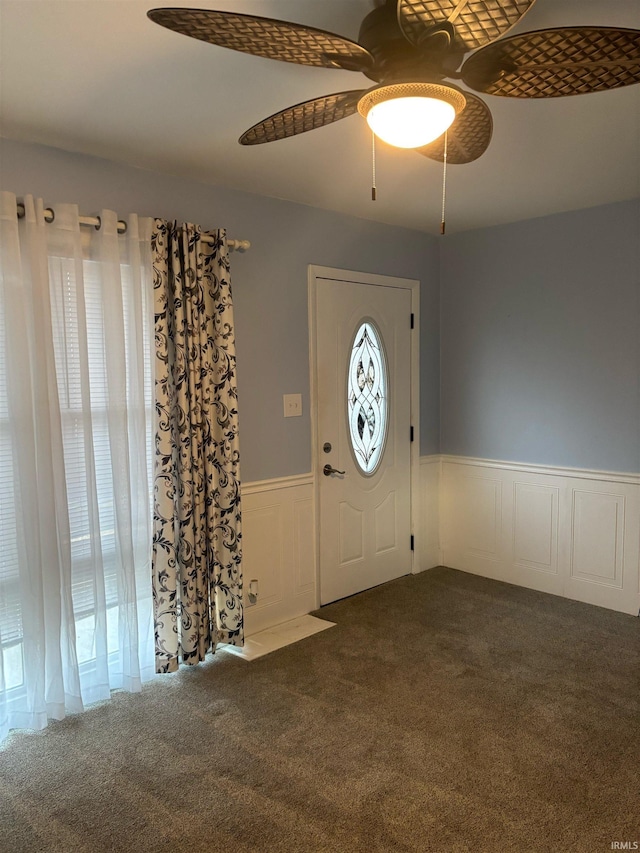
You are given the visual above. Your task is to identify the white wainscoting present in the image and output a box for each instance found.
[419,456,442,572]
[241,457,640,637]
[434,455,640,616]
[241,474,316,636]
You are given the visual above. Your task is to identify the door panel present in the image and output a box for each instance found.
[315,277,412,604]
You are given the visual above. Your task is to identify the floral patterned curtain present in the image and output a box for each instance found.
[151,221,243,673]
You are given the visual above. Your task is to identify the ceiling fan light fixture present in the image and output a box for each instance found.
[358,83,466,149]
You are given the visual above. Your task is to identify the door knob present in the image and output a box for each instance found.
[323,463,345,476]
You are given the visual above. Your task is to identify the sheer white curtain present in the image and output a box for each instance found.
[0,192,155,744]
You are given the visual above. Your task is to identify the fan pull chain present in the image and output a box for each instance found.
[371,130,377,201]
[440,130,448,235]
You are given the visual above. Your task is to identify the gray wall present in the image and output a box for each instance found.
[440,199,640,473]
[7,139,634,479]
[1,137,439,482]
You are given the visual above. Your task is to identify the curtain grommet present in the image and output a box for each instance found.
[94,215,101,231]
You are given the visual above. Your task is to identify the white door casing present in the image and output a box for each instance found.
[309,267,420,605]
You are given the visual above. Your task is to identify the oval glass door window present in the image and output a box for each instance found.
[347,320,388,474]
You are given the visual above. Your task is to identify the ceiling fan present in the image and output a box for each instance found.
[147,0,640,165]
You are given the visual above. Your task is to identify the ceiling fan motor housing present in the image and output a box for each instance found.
[358,2,463,83]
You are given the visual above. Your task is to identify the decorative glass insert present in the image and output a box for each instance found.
[347,320,388,474]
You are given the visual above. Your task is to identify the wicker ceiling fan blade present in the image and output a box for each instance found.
[397,0,536,50]
[239,90,367,145]
[461,27,640,97]
[147,8,374,71]
[416,92,493,163]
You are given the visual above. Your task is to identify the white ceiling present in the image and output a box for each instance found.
[1,0,639,234]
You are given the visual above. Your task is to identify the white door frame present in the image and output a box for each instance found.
[308,265,420,609]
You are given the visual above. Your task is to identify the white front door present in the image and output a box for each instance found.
[312,271,414,605]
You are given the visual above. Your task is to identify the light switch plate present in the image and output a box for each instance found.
[283,393,302,418]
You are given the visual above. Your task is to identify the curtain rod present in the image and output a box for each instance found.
[15,200,250,252]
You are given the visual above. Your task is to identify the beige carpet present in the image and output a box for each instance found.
[1,567,639,853]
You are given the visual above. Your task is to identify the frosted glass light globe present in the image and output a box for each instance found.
[366,96,456,148]
[358,83,466,150]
